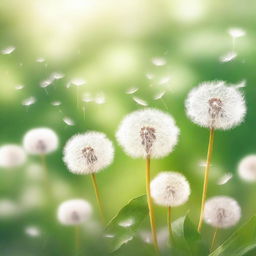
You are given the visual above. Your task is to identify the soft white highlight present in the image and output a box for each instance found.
[204,196,241,228]
[150,171,191,207]
[116,108,180,159]
[238,155,256,182]
[0,144,26,168]
[23,128,59,155]
[63,131,114,175]
[185,81,246,130]
[57,199,92,226]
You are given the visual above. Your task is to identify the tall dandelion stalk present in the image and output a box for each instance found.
[116,108,180,254]
[151,171,190,244]
[185,81,246,232]
[63,131,114,224]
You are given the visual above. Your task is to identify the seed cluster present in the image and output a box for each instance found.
[140,126,156,155]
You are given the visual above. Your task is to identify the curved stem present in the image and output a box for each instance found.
[91,173,106,224]
[167,207,173,245]
[210,227,218,252]
[197,128,215,232]
[146,157,160,255]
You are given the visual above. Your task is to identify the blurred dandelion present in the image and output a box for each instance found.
[63,132,114,223]
[151,57,167,66]
[238,155,256,182]
[25,226,41,237]
[0,199,20,219]
[15,85,24,90]
[204,196,241,251]
[36,57,45,63]
[22,96,36,107]
[0,144,26,168]
[151,171,190,243]
[228,27,246,38]
[116,108,180,253]
[185,81,246,232]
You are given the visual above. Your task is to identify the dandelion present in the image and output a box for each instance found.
[204,196,241,250]
[152,57,167,66]
[0,144,26,168]
[57,199,92,252]
[185,81,246,232]
[0,199,20,219]
[25,226,41,237]
[238,155,256,182]
[151,172,190,242]
[116,108,180,253]
[63,132,114,223]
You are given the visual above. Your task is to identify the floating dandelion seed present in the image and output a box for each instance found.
[23,128,59,155]
[0,199,20,218]
[26,163,44,181]
[126,87,139,94]
[22,96,36,106]
[0,144,26,168]
[185,81,246,130]
[36,57,45,63]
[1,46,16,55]
[71,78,86,86]
[40,79,53,88]
[95,93,106,104]
[132,97,148,107]
[51,101,62,106]
[185,80,246,232]
[238,155,256,182]
[154,91,166,100]
[82,93,93,103]
[57,199,92,225]
[234,80,246,89]
[219,51,237,63]
[152,57,167,66]
[118,218,134,228]
[228,27,246,38]
[25,226,41,237]
[63,117,75,126]
[159,76,171,85]
[146,73,154,80]
[151,172,191,207]
[204,196,241,228]
[15,85,24,90]
[116,108,179,159]
[51,72,65,80]
[104,233,115,238]
[217,173,233,185]
[20,186,45,209]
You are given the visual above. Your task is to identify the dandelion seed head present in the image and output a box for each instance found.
[238,155,256,182]
[204,196,241,228]
[150,172,190,207]
[57,199,92,226]
[63,132,114,175]
[23,128,59,155]
[0,144,26,168]
[185,81,246,130]
[116,108,179,159]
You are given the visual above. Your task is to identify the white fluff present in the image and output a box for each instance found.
[63,132,114,175]
[204,196,241,228]
[23,128,59,155]
[185,81,246,130]
[57,199,92,226]
[0,144,26,168]
[150,172,191,207]
[116,108,180,159]
[238,155,256,182]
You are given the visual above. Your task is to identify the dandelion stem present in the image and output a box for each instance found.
[198,128,215,232]
[40,154,51,198]
[167,206,173,245]
[210,227,218,252]
[75,225,80,254]
[91,173,106,224]
[146,157,160,255]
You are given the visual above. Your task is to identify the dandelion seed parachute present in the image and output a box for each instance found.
[0,144,26,168]
[57,199,92,225]
[116,108,180,159]
[238,155,256,182]
[185,81,246,130]
[63,131,114,175]
[204,196,241,228]
[150,172,191,207]
[23,128,59,155]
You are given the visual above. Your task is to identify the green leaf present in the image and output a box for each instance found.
[210,216,256,256]
[104,195,148,252]
[171,214,209,256]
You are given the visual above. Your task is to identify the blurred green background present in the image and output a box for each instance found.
[0,0,255,255]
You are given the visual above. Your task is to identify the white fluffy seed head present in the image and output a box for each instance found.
[116,108,180,159]
[23,128,59,155]
[204,196,241,229]
[57,199,92,226]
[63,131,114,175]
[150,171,191,207]
[238,155,256,182]
[0,144,26,168]
[185,81,246,130]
